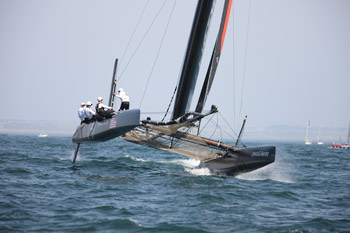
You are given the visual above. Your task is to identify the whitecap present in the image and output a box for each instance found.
[168,158,200,168]
[125,154,149,163]
[69,151,81,162]
[185,167,212,176]
[128,218,142,227]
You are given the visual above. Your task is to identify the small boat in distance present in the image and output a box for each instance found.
[305,120,312,145]
[317,126,324,145]
[329,122,350,150]
[38,133,48,138]
[342,121,350,149]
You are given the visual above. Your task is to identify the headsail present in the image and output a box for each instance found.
[195,0,232,113]
[172,0,214,120]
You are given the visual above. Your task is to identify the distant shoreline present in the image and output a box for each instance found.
[0,119,347,143]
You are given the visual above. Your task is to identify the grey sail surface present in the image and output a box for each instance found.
[172,0,214,120]
[195,0,232,113]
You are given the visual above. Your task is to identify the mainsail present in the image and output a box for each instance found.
[195,0,232,113]
[172,0,214,120]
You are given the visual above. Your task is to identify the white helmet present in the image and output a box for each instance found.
[118,88,124,92]
[97,97,103,101]
[81,102,86,106]
[86,101,92,106]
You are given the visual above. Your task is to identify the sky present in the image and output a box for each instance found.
[0,0,349,132]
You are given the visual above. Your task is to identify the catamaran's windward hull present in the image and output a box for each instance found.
[72,109,140,144]
[199,146,276,176]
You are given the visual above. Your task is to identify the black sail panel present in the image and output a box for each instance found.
[195,0,232,113]
[172,0,214,120]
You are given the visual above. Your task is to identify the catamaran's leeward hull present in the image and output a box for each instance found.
[199,146,276,176]
[72,109,140,144]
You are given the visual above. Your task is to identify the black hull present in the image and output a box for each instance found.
[199,146,276,176]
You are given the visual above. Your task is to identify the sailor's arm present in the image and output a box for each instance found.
[100,103,112,110]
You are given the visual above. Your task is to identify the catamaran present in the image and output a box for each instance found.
[119,0,276,175]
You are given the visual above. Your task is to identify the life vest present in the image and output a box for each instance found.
[96,103,102,114]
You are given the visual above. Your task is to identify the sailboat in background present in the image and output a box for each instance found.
[344,121,350,149]
[317,126,324,145]
[120,0,275,176]
[38,132,48,138]
[305,120,312,145]
[329,122,350,150]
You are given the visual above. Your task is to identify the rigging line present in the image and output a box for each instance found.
[161,31,186,121]
[219,119,223,142]
[199,113,216,135]
[170,124,193,148]
[202,112,237,142]
[119,0,150,69]
[118,0,168,81]
[208,113,219,139]
[219,112,238,139]
[162,86,177,121]
[218,112,239,138]
[238,0,252,122]
[139,0,177,108]
[217,124,237,142]
[205,114,237,142]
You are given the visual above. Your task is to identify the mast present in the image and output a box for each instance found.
[108,58,118,108]
[172,0,214,120]
[196,0,232,113]
[318,125,321,142]
[305,120,311,143]
[347,121,350,144]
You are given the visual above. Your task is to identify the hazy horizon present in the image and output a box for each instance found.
[1,118,349,144]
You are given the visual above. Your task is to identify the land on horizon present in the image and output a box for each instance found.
[0,119,348,144]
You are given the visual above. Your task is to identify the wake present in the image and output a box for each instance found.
[237,157,295,183]
[124,154,293,181]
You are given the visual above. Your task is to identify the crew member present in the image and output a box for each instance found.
[114,88,130,111]
[78,102,86,124]
[96,97,114,118]
[84,101,95,123]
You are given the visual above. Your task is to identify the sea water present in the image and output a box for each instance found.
[0,135,349,232]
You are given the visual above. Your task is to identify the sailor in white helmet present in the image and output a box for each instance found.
[114,88,130,111]
[84,101,96,123]
[95,97,114,118]
[78,102,86,124]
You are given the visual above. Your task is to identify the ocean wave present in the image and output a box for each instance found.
[237,160,295,183]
